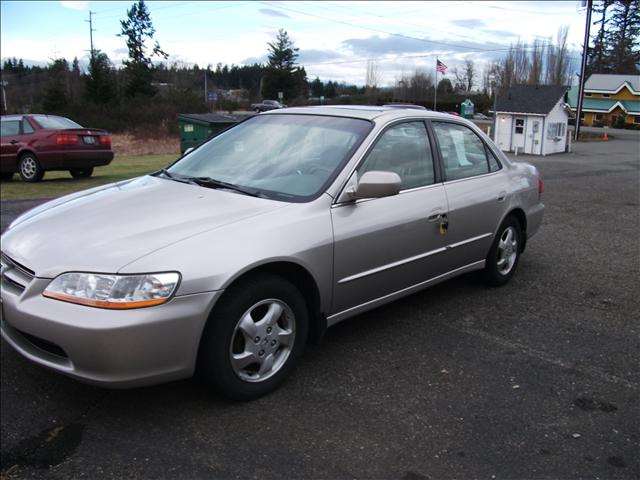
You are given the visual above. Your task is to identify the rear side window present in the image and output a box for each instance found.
[31,115,82,129]
[433,122,491,181]
[22,118,35,134]
[0,120,20,136]
[358,121,435,190]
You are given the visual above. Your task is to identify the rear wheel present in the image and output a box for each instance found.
[0,172,14,181]
[198,274,308,400]
[69,167,94,179]
[483,215,522,286]
[18,153,44,182]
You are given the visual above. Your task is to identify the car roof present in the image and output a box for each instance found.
[0,115,24,121]
[262,105,462,122]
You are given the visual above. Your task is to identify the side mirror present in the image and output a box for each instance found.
[183,147,194,155]
[345,171,401,200]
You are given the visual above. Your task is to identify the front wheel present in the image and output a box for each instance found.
[254,107,261,113]
[69,167,94,179]
[198,274,308,400]
[18,153,44,182]
[483,216,522,286]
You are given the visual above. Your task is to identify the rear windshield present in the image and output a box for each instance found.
[168,114,372,202]
[31,115,82,129]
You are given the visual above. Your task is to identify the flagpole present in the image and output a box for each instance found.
[434,58,438,111]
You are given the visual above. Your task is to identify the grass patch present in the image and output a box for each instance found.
[1,154,178,201]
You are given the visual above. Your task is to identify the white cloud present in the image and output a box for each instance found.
[60,1,89,10]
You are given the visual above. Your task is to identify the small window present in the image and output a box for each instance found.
[485,145,502,172]
[546,122,566,140]
[358,121,435,190]
[585,92,592,97]
[433,122,491,181]
[595,113,604,121]
[634,116,640,124]
[0,120,20,136]
[602,94,610,98]
[514,118,525,134]
[183,123,194,132]
[22,118,34,134]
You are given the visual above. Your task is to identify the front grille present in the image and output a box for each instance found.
[1,253,35,292]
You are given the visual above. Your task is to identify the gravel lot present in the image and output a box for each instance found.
[1,133,638,479]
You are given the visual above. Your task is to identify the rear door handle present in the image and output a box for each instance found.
[427,213,446,222]
[497,191,507,201]
[10,140,18,144]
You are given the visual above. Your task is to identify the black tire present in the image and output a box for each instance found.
[18,153,44,182]
[0,172,14,181]
[254,107,261,113]
[198,274,308,401]
[483,215,522,286]
[69,167,94,179]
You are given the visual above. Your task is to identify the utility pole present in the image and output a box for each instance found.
[1,80,8,114]
[204,69,208,106]
[85,11,96,63]
[575,0,592,142]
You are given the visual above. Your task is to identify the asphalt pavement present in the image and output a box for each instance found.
[1,133,639,479]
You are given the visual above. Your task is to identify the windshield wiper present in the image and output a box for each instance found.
[156,168,193,184]
[189,177,266,198]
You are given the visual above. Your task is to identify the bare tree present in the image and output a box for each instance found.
[545,26,572,85]
[365,59,380,89]
[528,39,544,84]
[454,59,476,92]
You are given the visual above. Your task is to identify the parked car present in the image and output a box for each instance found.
[1,106,544,400]
[447,111,461,116]
[0,114,113,182]
[250,100,287,112]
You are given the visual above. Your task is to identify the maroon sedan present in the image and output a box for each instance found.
[0,114,114,182]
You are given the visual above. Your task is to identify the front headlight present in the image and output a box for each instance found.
[43,272,180,309]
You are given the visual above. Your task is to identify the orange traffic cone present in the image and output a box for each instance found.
[602,129,609,141]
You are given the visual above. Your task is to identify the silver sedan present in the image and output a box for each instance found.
[0,106,544,400]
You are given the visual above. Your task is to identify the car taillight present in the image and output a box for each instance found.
[56,134,80,145]
[538,175,543,197]
[99,135,111,146]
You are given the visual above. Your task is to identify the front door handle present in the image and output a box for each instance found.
[427,213,445,222]
[497,191,507,201]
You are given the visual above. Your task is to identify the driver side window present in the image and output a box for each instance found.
[358,122,434,190]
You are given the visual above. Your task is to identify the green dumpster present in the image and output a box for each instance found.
[460,99,474,119]
[177,113,253,153]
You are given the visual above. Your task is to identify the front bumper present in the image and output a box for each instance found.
[1,275,221,388]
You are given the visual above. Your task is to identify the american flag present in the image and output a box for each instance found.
[436,59,447,74]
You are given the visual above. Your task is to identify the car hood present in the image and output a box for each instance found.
[1,176,289,278]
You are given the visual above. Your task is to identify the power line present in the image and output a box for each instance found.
[260,1,559,55]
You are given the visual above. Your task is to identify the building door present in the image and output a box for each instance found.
[496,115,512,151]
[512,116,526,152]
[526,119,541,154]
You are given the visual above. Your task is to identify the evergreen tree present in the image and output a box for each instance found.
[118,0,168,97]
[587,0,615,74]
[261,29,307,101]
[607,0,640,73]
[85,50,116,104]
[42,58,69,113]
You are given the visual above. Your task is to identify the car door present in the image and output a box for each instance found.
[431,121,508,270]
[0,118,22,170]
[331,121,449,316]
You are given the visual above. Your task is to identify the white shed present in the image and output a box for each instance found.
[492,85,571,156]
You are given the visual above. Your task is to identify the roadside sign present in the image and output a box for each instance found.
[278,91,283,101]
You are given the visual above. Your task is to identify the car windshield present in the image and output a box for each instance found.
[32,115,82,129]
[167,114,372,201]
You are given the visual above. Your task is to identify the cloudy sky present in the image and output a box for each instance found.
[1,0,589,87]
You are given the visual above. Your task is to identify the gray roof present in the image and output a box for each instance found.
[585,74,640,93]
[495,85,569,115]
